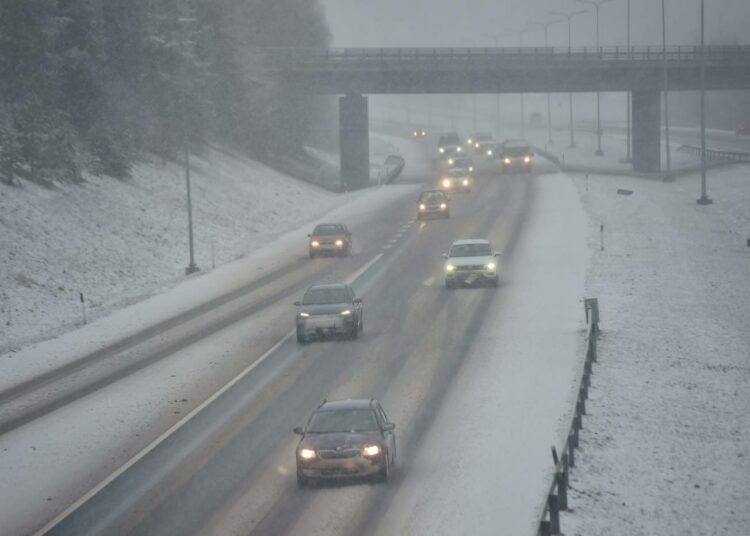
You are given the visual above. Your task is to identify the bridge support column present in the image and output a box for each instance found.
[339,94,370,190]
[631,90,661,173]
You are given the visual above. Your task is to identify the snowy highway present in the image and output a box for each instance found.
[19,139,590,536]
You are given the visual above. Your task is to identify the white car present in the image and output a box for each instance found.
[442,239,500,288]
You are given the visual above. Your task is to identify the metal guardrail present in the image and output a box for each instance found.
[265,45,750,68]
[535,298,600,536]
[383,154,405,184]
[677,144,750,163]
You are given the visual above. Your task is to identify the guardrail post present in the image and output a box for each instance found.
[557,471,568,511]
[549,494,561,534]
[568,433,576,466]
[539,520,551,536]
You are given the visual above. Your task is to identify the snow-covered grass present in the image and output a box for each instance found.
[562,164,750,535]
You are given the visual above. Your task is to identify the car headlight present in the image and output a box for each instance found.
[487,150,493,156]
[362,445,380,457]
[445,264,456,272]
[335,239,344,246]
[299,448,316,460]
[469,166,474,172]
[475,143,480,148]
[440,203,447,209]
[504,157,511,164]
[524,155,531,163]
[421,130,426,136]
[442,179,451,188]
[413,131,418,137]
[467,138,473,145]
[448,158,454,165]
[298,312,309,318]
[463,179,469,186]
[419,203,426,210]
[311,240,320,247]
[457,146,462,152]
[439,147,445,153]
[340,309,351,316]
[485,262,495,270]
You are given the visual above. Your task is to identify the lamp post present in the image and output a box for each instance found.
[528,19,560,145]
[697,0,712,205]
[549,9,588,148]
[624,0,632,162]
[577,0,616,156]
[505,28,533,138]
[492,36,501,135]
[178,17,199,275]
[661,0,673,180]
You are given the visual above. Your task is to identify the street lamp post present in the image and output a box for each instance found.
[178,17,199,275]
[624,0,632,162]
[578,0,616,156]
[549,9,588,148]
[493,36,501,135]
[529,19,561,145]
[697,0,712,205]
[661,0,673,180]
[505,28,533,139]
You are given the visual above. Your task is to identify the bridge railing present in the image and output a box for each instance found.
[264,45,750,69]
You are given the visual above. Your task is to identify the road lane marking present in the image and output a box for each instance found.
[423,277,435,287]
[37,252,386,536]
[383,244,392,250]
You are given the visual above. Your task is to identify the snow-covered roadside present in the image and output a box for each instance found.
[562,165,750,535]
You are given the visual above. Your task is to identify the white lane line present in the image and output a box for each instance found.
[387,238,398,244]
[393,232,404,239]
[35,329,295,535]
[38,252,386,535]
[383,244,392,250]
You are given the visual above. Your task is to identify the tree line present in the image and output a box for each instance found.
[0,0,330,185]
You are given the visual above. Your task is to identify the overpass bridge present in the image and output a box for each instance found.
[267,46,750,185]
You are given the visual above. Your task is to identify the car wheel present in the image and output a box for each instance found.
[376,451,390,483]
[309,252,315,259]
[417,214,422,220]
[445,280,454,290]
[444,211,450,219]
[491,276,499,287]
[350,323,359,340]
[297,470,308,489]
[296,330,306,345]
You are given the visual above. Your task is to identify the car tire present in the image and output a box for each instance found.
[309,252,315,259]
[445,280,454,290]
[417,214,423,221]
[296,330,306,345]
[297,470,308,489]
[350,323,359,340]
[444,211,450,219]
[491,276,499,287]
[376,451,390,483]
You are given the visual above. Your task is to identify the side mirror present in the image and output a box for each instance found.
[353,297,363,304]
[294,301,301,306]
[293,426,304,435]
[382,422,396,432]
[441,253,449,259]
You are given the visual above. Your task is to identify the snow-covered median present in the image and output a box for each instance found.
[563,165,750,535]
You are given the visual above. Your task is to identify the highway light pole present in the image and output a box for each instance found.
[623,0,632,162]
[697,0,712,205]
[578,0,615,156]
[179,17,199,275]
[529,19,560,145]
[662,0,673,180]
[549,9,588,148]
[505,28,532,139]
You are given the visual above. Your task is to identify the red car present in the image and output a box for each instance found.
[736,123,750,135]
[308,223,352,258]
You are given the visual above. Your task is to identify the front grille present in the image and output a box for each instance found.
[318,448,359,460]
[457,265,485,271]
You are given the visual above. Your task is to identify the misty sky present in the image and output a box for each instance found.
[321,0,749,48]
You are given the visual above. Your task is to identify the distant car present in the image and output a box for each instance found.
[499,140,534,173]
[294,284,363,343]
[308,223,352,258]
[294,398,396,487]
[438,132,463,158]
[439,168,473,193]
[443,239,500,288]
[467,133,494,154]
[417,189,450,220]
[446,155,475,174]
[736,123,750,135]
[412,128,428,138]
[484,141,503,158]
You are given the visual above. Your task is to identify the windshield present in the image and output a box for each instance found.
[307,409,379,433]
[419,192,445,203]
[438,133,460,145]
[504,146,530,155]
[449,243,491,257]
[312,224,344,236]
[302,287,350,305]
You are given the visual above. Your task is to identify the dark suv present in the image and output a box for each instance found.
[294,399,396,487]
[417,189,450,220]
[294,284,363,343]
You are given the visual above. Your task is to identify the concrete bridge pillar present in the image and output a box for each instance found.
[631,90,661,173]
[339,94,370,190]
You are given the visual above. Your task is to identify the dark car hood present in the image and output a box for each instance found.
[300,431,382,450]
[298,303,350,315]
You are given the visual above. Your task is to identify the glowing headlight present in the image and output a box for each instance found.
[504,157,511,164]
[442,179,451,188]
[467,138,473,145]
[439,147,445,153]
[340,309,352,316]
[335,239,344,246]
[421,130,426,136]
[298,312,309,318]
[463,179,469,186]
[457,147,462,152]
[419,203,426,210]
[445,264,456,272]
[311,240,320,247]
[524,155,531,163]
[448,158,454,165]
[362,445,380,457]
[469,166,474,172]
[299,448,316,460]
[475,143,480,148]
[413,131,418,137]
[485,262,496,270]
[440,203,447,209]
[487,150,493,156]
